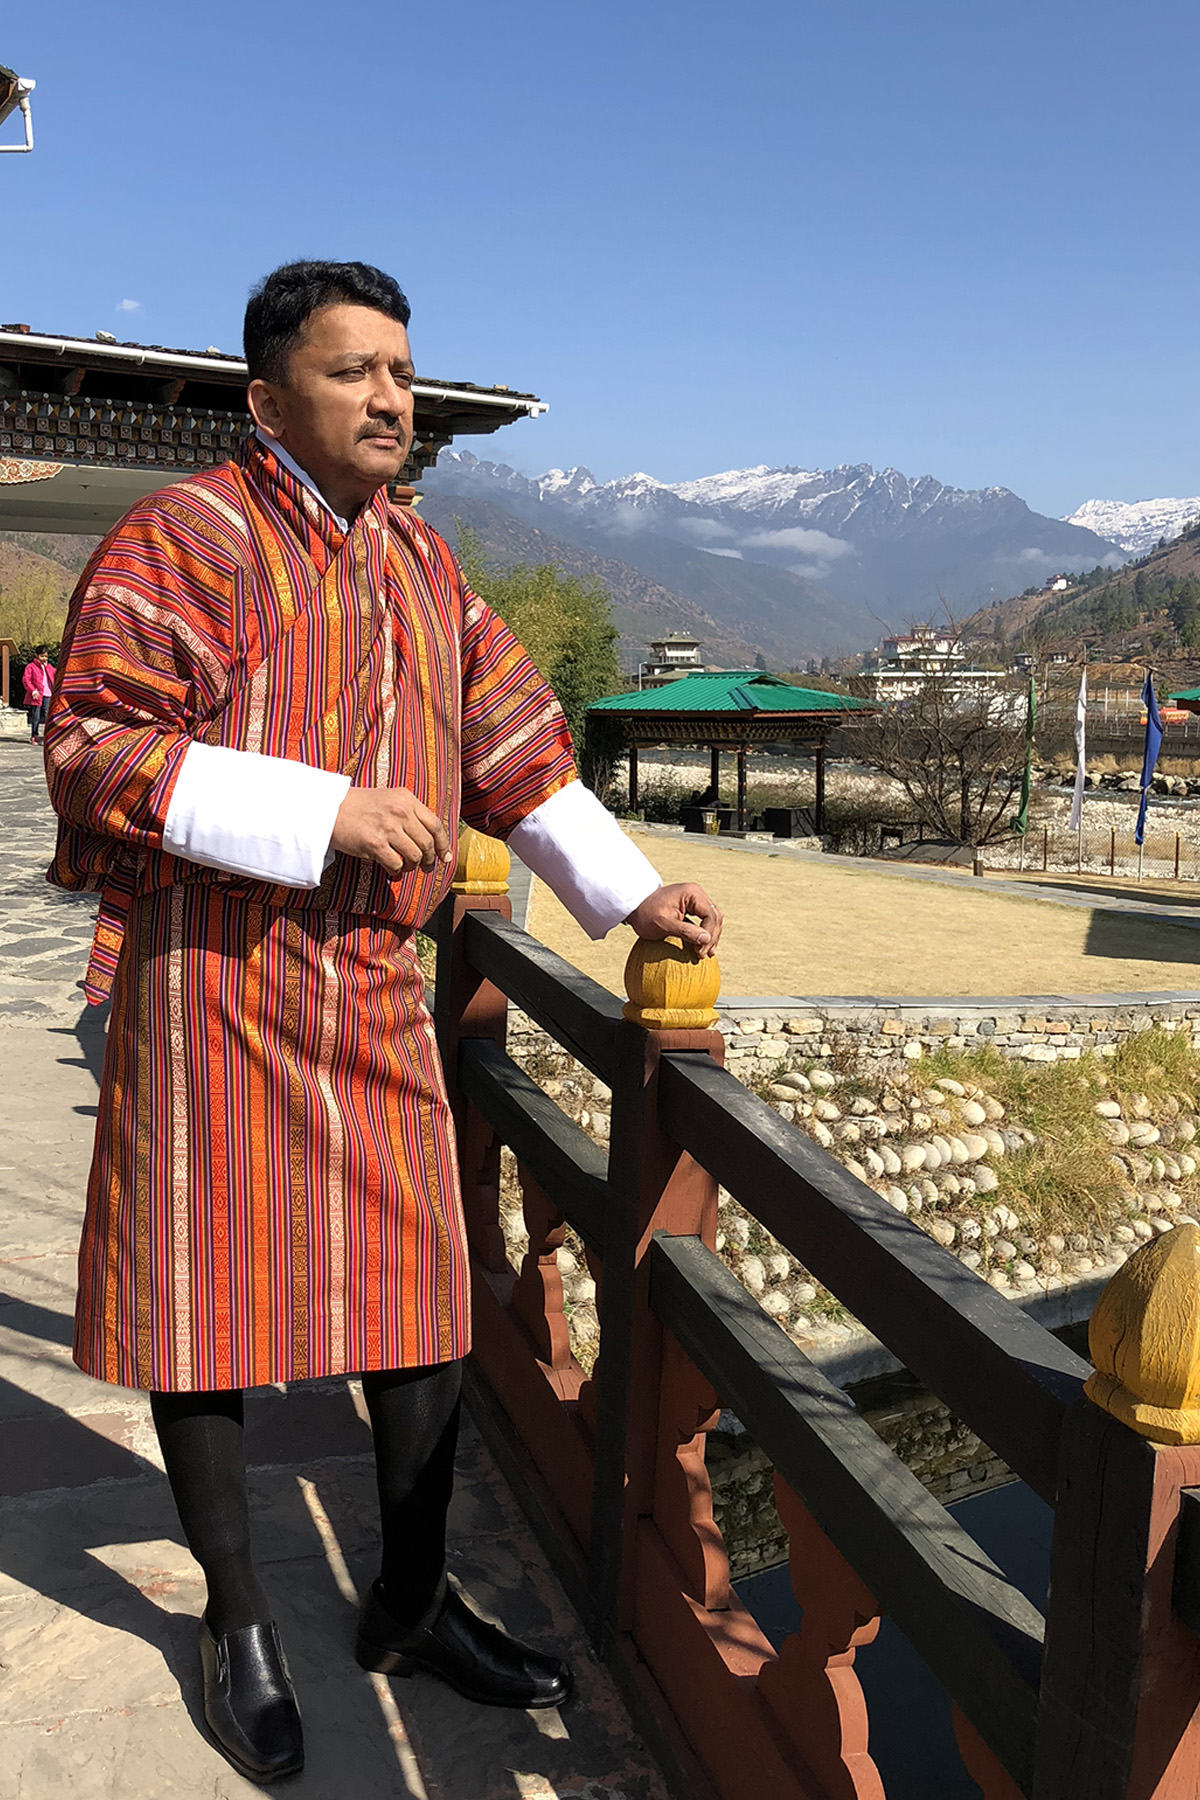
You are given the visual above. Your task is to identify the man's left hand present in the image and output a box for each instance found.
[624,883,723,958]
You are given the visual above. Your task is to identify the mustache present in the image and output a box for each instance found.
[356,419,405,442]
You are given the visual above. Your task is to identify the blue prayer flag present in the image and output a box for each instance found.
[1136,672,1164,845]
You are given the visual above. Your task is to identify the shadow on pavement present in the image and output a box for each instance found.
[0,1369,440,1794]
[44,997,110,1090]
[0,1372,208,1727]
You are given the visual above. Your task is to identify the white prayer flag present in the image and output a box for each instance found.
[1068,670,1087,831]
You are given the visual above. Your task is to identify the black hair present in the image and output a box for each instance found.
[243,260,411,384]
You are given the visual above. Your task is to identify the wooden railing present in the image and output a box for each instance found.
[431,826,1200,1800]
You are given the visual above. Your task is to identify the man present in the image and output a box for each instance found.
[45,261,722,1785]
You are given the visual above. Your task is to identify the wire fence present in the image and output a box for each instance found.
[982,818,1200,883]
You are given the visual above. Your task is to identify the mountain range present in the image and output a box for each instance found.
[6,460,1199,676]
[416,493,764,670]
[1063,497,1200,557]
[423,452,1128,667]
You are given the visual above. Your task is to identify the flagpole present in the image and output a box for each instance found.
[1068,667,1087,846]
[1012,670,1036,846]
[1135,666,1164,877]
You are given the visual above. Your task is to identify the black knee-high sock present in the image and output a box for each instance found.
[362,1359,463,1626]
[150,1387,272,1638]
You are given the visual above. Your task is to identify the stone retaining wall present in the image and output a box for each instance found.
[709,1384,1014,1579]
[710,994,1200,1072]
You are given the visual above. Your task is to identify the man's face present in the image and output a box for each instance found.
[247,302,415,513]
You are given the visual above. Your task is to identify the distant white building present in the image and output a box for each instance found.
[639,633,703,688]
[856,626,1004,703]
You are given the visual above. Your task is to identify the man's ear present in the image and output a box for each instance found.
[247,378,286,441]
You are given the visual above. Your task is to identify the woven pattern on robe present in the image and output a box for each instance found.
[46,438,577,1390]
[47,436,573,1000]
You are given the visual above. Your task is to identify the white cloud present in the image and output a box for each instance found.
[702,546,743,559]
[603,501,652,535]
[676,518,738,543]
[740,526,853,561]
[115,298,141,313]
[1010,545,1123,578]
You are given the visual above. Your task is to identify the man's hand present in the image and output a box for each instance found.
[624,882,723,958]
[330,787,452,876]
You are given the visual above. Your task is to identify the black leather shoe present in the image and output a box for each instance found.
[198,1618,304,1784]
[355,1581,572,1709]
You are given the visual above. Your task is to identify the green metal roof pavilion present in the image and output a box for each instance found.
[588,670,876,831]
[1170,688,1200,712]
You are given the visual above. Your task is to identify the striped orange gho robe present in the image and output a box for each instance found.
[45,436,577,1392]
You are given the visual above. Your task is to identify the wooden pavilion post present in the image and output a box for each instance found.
[629,741,640,813]
[815,744,827,834]
[735,746,747,831]
[1034,1223,1200,1798]
[709,745,721,798]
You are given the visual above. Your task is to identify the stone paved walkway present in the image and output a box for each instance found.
[0,748,101,1025]
[0,745,667,1799]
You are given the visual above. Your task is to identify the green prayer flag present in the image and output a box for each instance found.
[1013,675,1036,835]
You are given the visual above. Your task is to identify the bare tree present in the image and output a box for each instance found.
[852,675,1031,846]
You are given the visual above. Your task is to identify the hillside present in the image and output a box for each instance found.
[965,522,1200,669]
[0,510,765,674]
[0,532,89,650]
[416,494,764,669]
[0,532,98,575]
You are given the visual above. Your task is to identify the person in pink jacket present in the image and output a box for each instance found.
[22,649,56,744]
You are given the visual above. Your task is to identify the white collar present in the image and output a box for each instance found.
[254,428,350,532]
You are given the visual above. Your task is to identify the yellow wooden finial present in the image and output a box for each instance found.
[1085,1224,1200,1443]
[623,935,721,1030]
[452,824,510,895]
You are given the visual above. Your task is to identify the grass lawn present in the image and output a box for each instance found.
[525,830,1200,997]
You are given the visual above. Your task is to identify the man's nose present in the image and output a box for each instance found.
[367,373,410,418]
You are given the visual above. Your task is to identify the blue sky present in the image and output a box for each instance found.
[3,1,1197,515]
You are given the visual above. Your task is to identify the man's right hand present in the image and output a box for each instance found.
[330,787,452,876]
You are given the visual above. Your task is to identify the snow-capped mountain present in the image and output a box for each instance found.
[1063,497,1200,558]
[433,454,1053,557]
[424,452,1128,665]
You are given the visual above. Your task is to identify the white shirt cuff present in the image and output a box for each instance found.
[509,781,661,939]
[163,743,352,888]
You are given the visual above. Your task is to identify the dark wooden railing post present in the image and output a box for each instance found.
[587,934,723,1647]
[433,825,512,1274]
[1034,1224,1200,1799]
